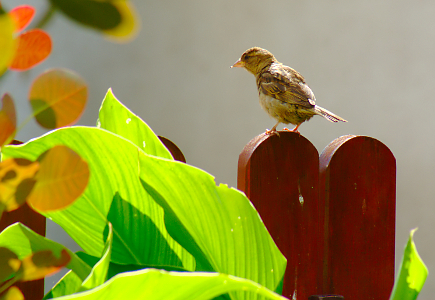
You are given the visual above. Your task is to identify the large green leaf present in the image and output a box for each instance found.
[389,229,428,300]
[97,88,173,160]
[139,153,286,298]
[0,223,90,281]
[49,269,288,300]
[1,127,194,270]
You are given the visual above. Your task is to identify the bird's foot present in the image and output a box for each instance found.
[291,124,302,134]
[266,122,280,136]
[265,129,280,136]
[282,127,301,135]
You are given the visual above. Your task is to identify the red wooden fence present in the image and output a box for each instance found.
[238,132,395,300]
[1,133,395,300]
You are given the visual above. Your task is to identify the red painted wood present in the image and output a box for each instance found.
[158,136,186,163]
[238,131,324,299]
[0,203,46,300]
[319,135,395,300]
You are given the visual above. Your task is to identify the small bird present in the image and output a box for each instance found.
[231,47,347,133]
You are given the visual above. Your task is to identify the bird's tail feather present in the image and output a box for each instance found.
[315,106,347,123]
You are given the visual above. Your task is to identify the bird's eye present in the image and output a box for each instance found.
[244,55,250,60]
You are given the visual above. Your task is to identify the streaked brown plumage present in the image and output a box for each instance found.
[231,47,347,133]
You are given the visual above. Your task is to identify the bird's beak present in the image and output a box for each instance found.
[230,59,244,68]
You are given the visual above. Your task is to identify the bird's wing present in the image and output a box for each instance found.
[258,64,316,108]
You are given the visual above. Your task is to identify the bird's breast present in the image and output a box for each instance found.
[258,92,316,125]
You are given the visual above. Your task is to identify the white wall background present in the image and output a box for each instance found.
[1,0,434,297]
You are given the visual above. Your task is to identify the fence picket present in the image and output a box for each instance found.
[238,132,324,299]
[319,135,396,300]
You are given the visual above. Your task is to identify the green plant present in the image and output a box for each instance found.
[389,229,428,300]
[0,89,287,299]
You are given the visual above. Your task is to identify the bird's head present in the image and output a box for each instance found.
[231,47,277,75]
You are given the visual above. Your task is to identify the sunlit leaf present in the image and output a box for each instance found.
[9,29,52,71]
[0,247,20,282]
[19,249,70,281]
[28,68,88,129]
[103,1,140,43]
[138,152,287,298]
[389,228,428,300]
[51,269,287,300]
[98,88,173,159]
[27,145,90,211]
[0,13,17,75]
[49,0,121,30]
[0,286,24,300]
[9,5,35,32]
[0,158,39,212]
[79,223,113,292]
[0,93,17,147]
[46,252,192,299]
[45,251,191,299]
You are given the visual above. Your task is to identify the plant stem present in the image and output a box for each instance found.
[14,109,41,137]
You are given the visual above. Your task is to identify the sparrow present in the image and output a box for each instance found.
[231,47,347,133]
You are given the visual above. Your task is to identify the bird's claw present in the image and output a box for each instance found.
[265,129,280,136]
[283,127,301,135]
[286,125,301,134]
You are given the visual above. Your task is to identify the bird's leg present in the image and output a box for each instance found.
[265,122,280,135]
[291,123,301,133]
[282,124,301,134]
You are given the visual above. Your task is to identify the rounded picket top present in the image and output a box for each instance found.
[238,131,324,299]
[319,135,396,300]
[238,131,319,196]
[158,136,186,163]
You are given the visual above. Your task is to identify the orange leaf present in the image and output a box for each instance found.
[19,249,70,281]
[28,69,88,129]
[0,158,39,212]
[9,29,52,71]
[104,1,140,43]
[0,93,17,147]
[0,248,20,283]
[0,13,17,75]
[27,145,89,211]
[9,5,35,32]
[0,286,24,300]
